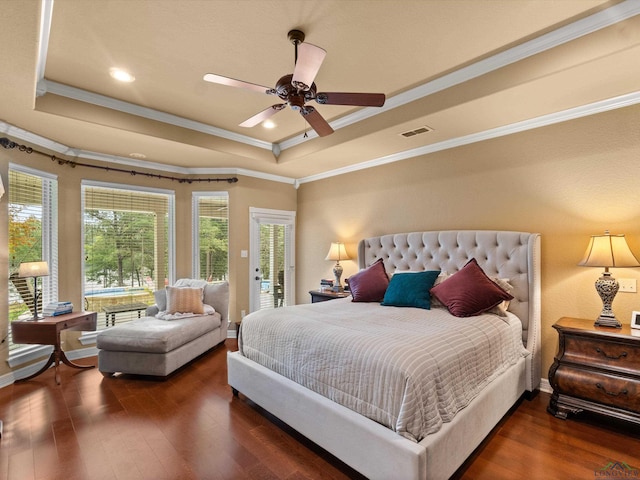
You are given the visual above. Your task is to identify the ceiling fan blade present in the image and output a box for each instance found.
[315,92,385,107]
[203,73,271,95]
[300,106,334,137]
[239,104,286,128]
[292,43,326,91]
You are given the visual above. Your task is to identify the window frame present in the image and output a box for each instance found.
[7,163,58,364]
[191,191,229,281]
[80,180,176,333]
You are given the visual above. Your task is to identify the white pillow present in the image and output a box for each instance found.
[165,286,205,314]
[154,288,167,311]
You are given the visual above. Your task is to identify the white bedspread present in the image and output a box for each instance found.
[239,298,528,442]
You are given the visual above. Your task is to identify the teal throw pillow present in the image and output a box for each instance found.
[381,270,440,309]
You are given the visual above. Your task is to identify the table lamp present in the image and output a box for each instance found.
[578,231,639,327]
[325,242,350,292]
[18,261,49,320]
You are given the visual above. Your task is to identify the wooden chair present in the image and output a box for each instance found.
[10,272,40,318]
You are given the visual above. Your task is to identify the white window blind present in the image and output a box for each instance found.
[8,166,58,350]
[82,182,174,327]
[192,192,229,281]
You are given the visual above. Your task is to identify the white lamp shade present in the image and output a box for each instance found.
[18,261,49,278]
[325,242,350,262]
[578,232,640,268]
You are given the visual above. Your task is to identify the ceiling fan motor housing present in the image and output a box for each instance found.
[273,74,317,110]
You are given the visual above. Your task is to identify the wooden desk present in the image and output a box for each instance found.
[11,311,97,385]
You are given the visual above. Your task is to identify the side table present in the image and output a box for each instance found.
[309,289,351,303]
[11,311,97,385]
[548,316,640,425]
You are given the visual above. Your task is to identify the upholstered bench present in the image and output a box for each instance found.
[97,280,229,377]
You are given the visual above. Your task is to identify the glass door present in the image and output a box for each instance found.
[249,208,295,313]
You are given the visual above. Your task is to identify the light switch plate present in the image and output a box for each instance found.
[619,278,636,293]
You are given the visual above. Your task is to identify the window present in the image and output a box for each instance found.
[82,182,174,327]
[192,192,229,281]
[8,165,58,351]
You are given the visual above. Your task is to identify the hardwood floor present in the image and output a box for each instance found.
[1,339,639,479]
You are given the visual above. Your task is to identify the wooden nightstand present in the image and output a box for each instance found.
[309,290,350,303]
[548,317,640,425]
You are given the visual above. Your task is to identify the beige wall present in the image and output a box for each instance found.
[2,103,639,384]
[0,149,297,376]
[296,104,640,380]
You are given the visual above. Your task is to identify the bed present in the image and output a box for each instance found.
[228,230,541,479]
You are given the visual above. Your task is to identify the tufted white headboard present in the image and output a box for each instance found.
[358,230,541,391]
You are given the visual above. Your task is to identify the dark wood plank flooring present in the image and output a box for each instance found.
[1,339,639,479]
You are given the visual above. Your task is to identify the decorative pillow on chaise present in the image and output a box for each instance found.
[430,258,513,317]
[347,258,389,302]
[165,286,205,315]
[381,270,440,309]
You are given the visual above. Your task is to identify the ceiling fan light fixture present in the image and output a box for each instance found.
[109,67,135,83]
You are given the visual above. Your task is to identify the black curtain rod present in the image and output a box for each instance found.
[0,137,239,184]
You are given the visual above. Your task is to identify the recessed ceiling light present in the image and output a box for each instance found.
[129,152,146,159]
[263,120,276,129]
[110,68,135,83]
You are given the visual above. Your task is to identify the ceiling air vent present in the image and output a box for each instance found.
[399,125,433,138]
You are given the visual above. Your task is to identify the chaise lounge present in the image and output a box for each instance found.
[97,280,229,377]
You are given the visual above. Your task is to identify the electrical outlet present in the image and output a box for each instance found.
[619,278,637,293]
[241,310,246,318]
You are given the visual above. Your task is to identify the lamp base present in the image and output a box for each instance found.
[594,314,622,328]
[332,262,344,293]
[593,273,621,328]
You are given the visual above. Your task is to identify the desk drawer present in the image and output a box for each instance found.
[554,364,640,412]
[563,335,640,374]
[63,313,97,332]
[11,322,57,345]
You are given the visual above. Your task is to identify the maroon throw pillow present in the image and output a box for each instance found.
[347,258,389,302]
[430,258,513,317]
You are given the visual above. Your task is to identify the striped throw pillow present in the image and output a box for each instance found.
[166,286,205,314]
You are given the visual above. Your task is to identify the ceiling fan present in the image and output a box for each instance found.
[203,29,385,137]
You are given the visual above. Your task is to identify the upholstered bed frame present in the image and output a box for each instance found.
[228,230,541,480]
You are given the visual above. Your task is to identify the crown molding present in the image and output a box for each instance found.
[296,90,640,186]
[14,0,640,188]
[36,1,640,154]
[0,120,297,185]
[279,0,640,151]
[5,87,640,188]
[38,79,274,152]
